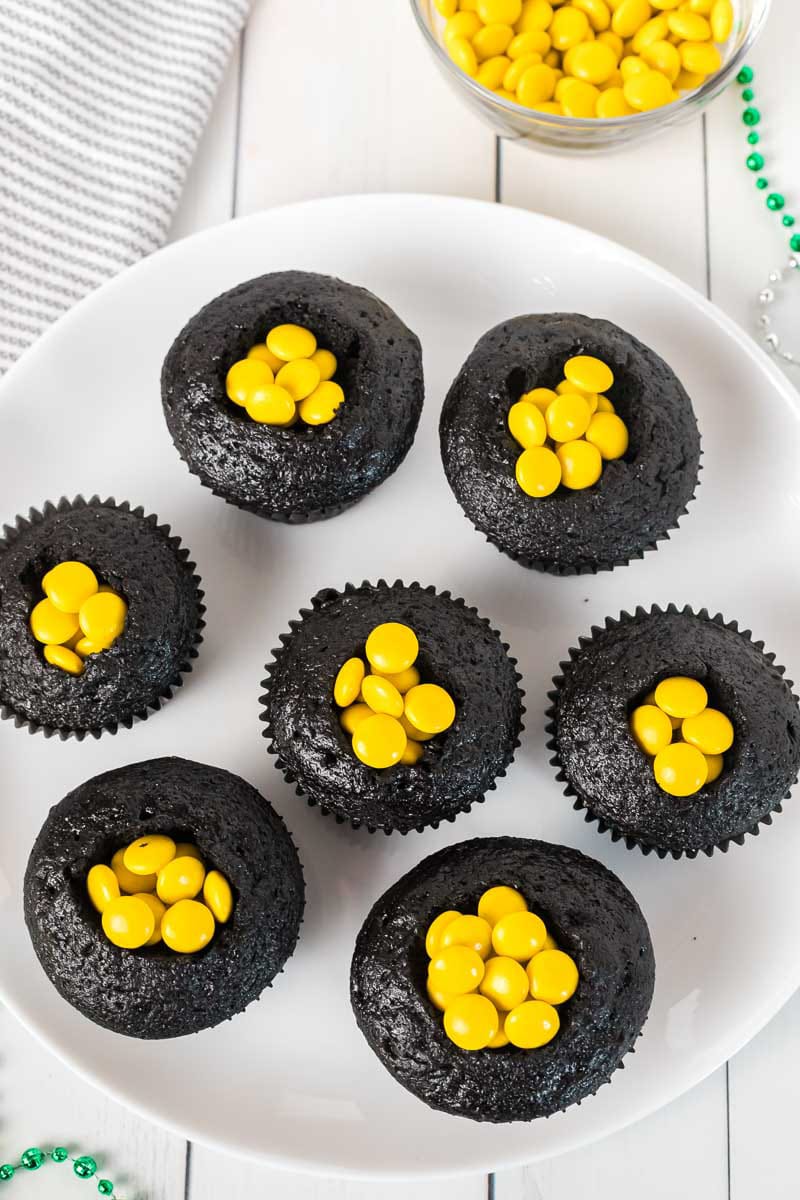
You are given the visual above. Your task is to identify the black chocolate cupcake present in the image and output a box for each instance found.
[24,757,305,1039]
[0,497,204,739]
[161,270,424,523]
[259,581,524,834]
[440,313,701,574]
[548,604,800,858]
[350,837,654,1122]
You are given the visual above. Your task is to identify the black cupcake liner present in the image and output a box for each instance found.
[259,579,525,835]
[0,495,205,741]
[546,603,799,859]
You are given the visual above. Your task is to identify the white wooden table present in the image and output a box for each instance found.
[4,1,799,1195]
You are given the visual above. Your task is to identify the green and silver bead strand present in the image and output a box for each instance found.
[737,66,800,367]
[0,1146,120,1196]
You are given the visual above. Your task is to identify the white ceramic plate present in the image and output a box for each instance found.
[0,195,798,1180]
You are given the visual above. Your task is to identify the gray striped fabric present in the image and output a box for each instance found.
[0,0,249,374]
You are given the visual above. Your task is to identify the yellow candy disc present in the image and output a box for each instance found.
[556,439,603,490]
[404,684,456,735]
[275,358,321,402]
[527,949,579,1005]
[517,63,558,105]
[44,644,85,676]
[448,35,479,76]
[550,3,589,49]
[565,354,614,394]
[680,40,721,76]
[123,834,176,877]
[681,708,734,755]
[111,847,155,895]
[624,70,675,111]
[612,0,654,39]
[310,348,337,381]
[86,864,120,913]
[546,393,592,442]
[226,358,273,406]
[505,999,560,1048]
[710,0,733,42]
[521,387,558,413]
[596,394,615,412]
[339,702,373,735]
[630,704,673,756]
[102,895,155,950]
[473,23,515,61]
[444,993,500,1051]
[427,981,459,1012]
[441,914,494,960]
[361,674,405,718]
[43,561,98,613]
[298,380,345,425]
[247,343,284,371]
[585,411,629,460]
[175,842,203,861]
[568,40,618,83]
[492,910,547,961]
[478,0,522,22]
[489,1026,510,1048]
[334,657,365,708]
[157,855,206,905]
[516,445,562,498]
[30,598,79,646]
[508,400,547,449]
[654,676,708,719]
[479,955,530,1011]
[245,383,296,426]
[399,712,435,742]
[74,637,104,658]
[134,892,167,946]
[516,0,554,34]
[478,885,528,926]
[400,739,424,765]
[375,665,420,694]
[352,713,407,769]
[704,753,724,784]
[78,591,127,649]
[366,622,418,674]
[653,741,709,796]
[425,910,462,957]
[429,944,485,995]
[161,898,215,954]
[266,323,317,362]
[203,870,234,923]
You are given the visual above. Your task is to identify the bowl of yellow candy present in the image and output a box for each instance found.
[411,0,770,150]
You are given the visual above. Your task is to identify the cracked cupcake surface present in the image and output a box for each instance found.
[161,270,424,522]
[440,313,701,574]
[24,757,305,1039]
[0,497,204,738]
[259,581,524,834]
[350,837,654,1121]
[548,605,800,857]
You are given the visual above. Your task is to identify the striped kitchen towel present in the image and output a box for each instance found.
[0,0,249,375]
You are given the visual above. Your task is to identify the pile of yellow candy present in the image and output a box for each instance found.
[509,354,628,497]
[630,675,734,796]
[87,835,233,954]
[426,886,579,1050]
[334,621,456,769]
[436,0,733,117]
[29,561,127,677]
[226,323,344,427]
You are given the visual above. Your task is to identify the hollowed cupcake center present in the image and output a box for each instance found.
[628,675,735,796]
[333,621,457,769]
[29,560,127,677]
[86,833,233,954]
[424,886,579,1052]
[226,321,345,428]
[508,354,629,498]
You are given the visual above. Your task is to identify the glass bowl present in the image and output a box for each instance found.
[410,0,771,153]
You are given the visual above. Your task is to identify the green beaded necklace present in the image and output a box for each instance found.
[0,1146,120,1196]
[737,66,800,367]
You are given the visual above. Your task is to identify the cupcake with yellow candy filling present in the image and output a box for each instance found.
[161,270,423,523]
[260,580,524,834]
[351,837,654,1121]
[24,757,304,1039]
[548,604,800,858]
[0,496,204,739]
[440,313,701,574]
